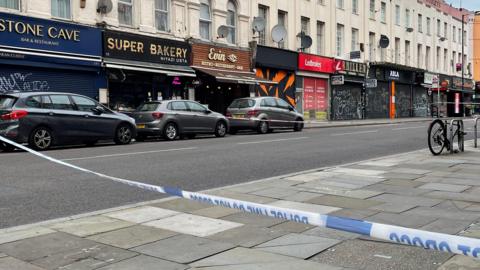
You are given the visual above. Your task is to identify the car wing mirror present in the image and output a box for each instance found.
[288,106,295,111]
[205,110,212,114]
[91,106,104,115]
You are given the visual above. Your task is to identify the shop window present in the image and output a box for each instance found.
[49,95,74,111]
[0,0,19,10]
[155,0,169,32]
[71,95,97,112]
[118,0,133,26]
[51,0,71,19]
[199,0,211,40]
[226,0,237,44]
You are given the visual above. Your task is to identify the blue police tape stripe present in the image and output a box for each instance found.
[2,134,480,259]
[163,186,184,198]
[326,216,372,236]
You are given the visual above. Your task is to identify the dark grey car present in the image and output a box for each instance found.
[226,97,304,134]
[130,100,229,141]
[0,92,136,151]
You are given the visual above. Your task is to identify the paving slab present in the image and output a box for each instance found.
[380,172,423,180]
[339,190,384,200]
[420,219,474,235]
[190,206,241,219]
[365,212,438,228]
[206,190,277,204]
[51,258,106,270]
[281,192,325,202]
[0,257,46,270]
[0,254,5,258]
[309,239,452,270]
[207,225,287,248]
[221,212,285,228]
[424,191,480,203]
[31,242,137,270]
[132,234,234,264]
[381,179,424,188]
[365,183,430,196]
[254,233,341,259]
[0,227,55,245]
[250,187,300,199]
[437,255,480,270]
[302,226,359,241]
[369,203,418,213]
[189,261,343,270]
[97,255,188,270]
[326,168,386,177]
[151,198,211,213]
[104,206,179,223]
[87,225,177,249]
[268,200,341,214]
[0,232,95,262]
[418,183,471,193]
[389,168,431,175]
[368,193,442,207]
[459,223,480,239]
[268,221,314,233]
[48,216,133,237]
[432,200,473,211]
[306,195,383,210]
[329,209,379,220]
[144,213,243,237]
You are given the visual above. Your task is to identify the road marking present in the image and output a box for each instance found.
[392,126,425,131]
[61,147,198,161]
[331,130,378,136]
[237,137,308,145]
[374,254,392,259]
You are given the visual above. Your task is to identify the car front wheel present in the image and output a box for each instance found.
[114,124,133,145]
[215,121,227,137]
[163,123,178,141]
[29,127,53,151]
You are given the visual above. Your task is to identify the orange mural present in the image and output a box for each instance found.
[255,68,296,106]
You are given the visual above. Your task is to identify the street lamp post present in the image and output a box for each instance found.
[462,13,465,117]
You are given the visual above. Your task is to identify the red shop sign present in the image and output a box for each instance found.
[298,53,336,74]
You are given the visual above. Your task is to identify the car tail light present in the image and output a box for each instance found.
[152,112,164,119]
[246,110,258,117]
[225,112,232,117]
[0,110,28,121]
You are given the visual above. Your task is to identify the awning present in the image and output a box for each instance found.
[193,67,277,85]
[104,58,196,77]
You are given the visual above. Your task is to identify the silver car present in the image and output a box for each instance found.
[226,97,304,134]
[130,100,228,141]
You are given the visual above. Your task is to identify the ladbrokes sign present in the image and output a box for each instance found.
[103,30,190,66]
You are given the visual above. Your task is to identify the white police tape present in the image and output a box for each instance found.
[1,135,480,259]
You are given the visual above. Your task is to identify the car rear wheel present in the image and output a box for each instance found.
[163,123,178,141]
[215,121,227,137]
[293,118,304,132]
[257,120,269,134]
[0,142,15,152]
[29,127,53,151]
[114,124,133,145]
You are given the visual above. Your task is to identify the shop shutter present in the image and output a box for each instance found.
[0,65,99,99]
[395,84,412,118]
[413,86,429,117]
[365,82,390,119]
[331,83,362,120]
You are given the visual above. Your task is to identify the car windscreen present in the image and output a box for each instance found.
[136,102,160,112]
[0,96,16,110]
[229,99,256,109]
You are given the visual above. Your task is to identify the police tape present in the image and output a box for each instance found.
[1,135,480,259]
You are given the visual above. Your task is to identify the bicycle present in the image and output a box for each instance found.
[428,119,465,155]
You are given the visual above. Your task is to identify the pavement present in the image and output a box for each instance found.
[2,141,480,269]
[304,117,434,129]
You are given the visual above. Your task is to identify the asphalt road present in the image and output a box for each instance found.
[0,120,476,228]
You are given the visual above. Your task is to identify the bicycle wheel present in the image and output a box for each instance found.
[428,119,447,155]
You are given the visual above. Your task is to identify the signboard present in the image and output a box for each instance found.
[385,69,401,81]
[452,77,474,90]
[365,78,377,88]
[331,75,344,85]
[339,60,367,76]
[191,43,251,71]
[349,51,361,59]
[0,11,101,57]
[431,74,439,88]
[103,30,190,65]
[298,53,335,73]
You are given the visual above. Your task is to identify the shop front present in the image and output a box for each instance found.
[297,53,336,120]
[0,12,105,98]
[367,64,417,119]
[449,77,475,117]
[103,30,195,111]
[253,45,297,108]
[414,72,436,117]
[190,41,273,114]
[331,60,367,120]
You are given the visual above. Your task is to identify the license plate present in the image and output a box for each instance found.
[136,124,145,129]
[233,114,244,119]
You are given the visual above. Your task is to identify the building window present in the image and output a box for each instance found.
[453,26,456,42]
[369,32,375,61]
[395,5,400,25]
[443,22,448,39]
[395,38,400,64]
[336,0,344,9]
[51,0,71,19]
[317,0,325,5]
[444,49,448,72]
[336,23,344,57]
[458,52,462,71]
[258,5,268,45]
[463,30,466,45]
[380,2,386,23]
[351,28,359,52]
[436,46,441,70]
[405,40,410,66]
[452,51,456,73]
[418,14,422,33]
[155,0,169,32]
[426,46,431,70]
[118,0,133,26]
[417,44,422,68]
[426,17,431,35]
[226,0,237,44]
[352,0,358,14]
[0,0,19,10]
[369,0,375,19]
[301,16,310,52]
[405,9,410,27]
[317,21,325,55]
[278,11,287,48]
[437,19,441,37]
[199,0,211,39]
[458,28,461,44]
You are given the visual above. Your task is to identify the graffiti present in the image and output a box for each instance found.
[396,88,411,117]
[255,68,296,106]
[0,73,50,93]
[332,87,362,120]
[366,86,389,118]
[413,90,429,117]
